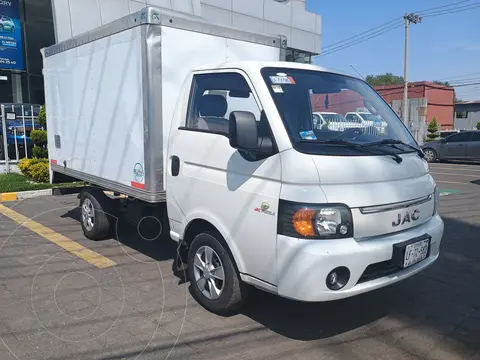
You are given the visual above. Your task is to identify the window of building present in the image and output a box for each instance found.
[456,111,468,118]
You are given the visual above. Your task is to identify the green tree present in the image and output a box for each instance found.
[30,129,48,158]
[476,121,480,130]
[365,73,404,87]
[427,117,440,141]
[38,105,47,129]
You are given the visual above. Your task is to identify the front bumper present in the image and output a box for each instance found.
[276,214,444,302]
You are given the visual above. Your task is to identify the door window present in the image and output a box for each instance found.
[186,72,262,136]
[446,132,472,142]
[472,132,480,142]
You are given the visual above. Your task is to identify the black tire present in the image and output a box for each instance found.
[80,190,113,240]
[423,148,437,163]
[187,231,249,314]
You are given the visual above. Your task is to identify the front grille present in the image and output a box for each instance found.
[357,260,401,284]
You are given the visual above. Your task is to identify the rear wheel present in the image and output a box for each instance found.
[80,190,113,240]
[187,231,249,314]
[423,148,437,163]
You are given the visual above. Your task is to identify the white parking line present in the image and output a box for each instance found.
[430,166,480,172]
[430,172,480,178]
[435,180,469,185]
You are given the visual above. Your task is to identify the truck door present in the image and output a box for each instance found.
[166,70,282,286]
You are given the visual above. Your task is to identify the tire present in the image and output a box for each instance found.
[423,148,437,163]
[80,190,113,240]
[187,231,249,314]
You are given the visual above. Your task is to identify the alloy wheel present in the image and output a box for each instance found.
[193,245,225,300]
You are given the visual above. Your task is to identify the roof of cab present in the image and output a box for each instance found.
[190,61,357,79]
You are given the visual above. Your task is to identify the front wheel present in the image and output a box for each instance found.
[187,231,249,314]
[423,148,437,163]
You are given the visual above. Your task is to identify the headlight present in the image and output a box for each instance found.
[433,186,440,216]
[279,201,353,239]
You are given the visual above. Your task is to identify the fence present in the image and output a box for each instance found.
[1,103,42,172]
[390,98,428,145]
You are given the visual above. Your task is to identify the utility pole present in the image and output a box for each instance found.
[403,13,422,126]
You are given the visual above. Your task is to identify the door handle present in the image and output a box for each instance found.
[457,144,463,147]
[171,156,180,176]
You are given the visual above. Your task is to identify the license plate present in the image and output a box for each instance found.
[403,239,430,268]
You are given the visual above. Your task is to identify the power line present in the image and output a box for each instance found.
[321,18,402,50]
[422,3,480,17]
[414,0,475,14]
[319,23,403,57]
[436,71,480,81]
[319,0,480,56]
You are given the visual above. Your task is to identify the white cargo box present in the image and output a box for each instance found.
[42,6,286,202]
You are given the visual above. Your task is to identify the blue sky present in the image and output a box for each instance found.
[307,0,480,100]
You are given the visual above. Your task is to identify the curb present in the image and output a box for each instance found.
[0,187,84,202]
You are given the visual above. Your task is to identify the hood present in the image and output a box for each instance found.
[309,153,434,208]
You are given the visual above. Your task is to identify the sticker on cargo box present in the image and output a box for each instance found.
[269,75,295,85]
[299,130,317,140]
[133,163,144,183]
[272,85,284,93]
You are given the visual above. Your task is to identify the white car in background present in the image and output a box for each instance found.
[345,112,388,134]
[313,112,366,132]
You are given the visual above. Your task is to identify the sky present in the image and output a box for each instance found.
[307,0,480,101]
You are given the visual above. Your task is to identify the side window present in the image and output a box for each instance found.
[472,132,480,142]
[447,132,472,143]
[186,72,261,135]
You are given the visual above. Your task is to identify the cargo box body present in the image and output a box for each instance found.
[43,7,286,202]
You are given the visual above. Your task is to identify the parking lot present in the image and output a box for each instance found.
[0,162,479,360]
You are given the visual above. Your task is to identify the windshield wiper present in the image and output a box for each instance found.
[301,139,403,164]
[364,139,425,159]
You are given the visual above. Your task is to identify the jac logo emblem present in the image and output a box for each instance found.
[392,209,420,227]
[254,202,275,216]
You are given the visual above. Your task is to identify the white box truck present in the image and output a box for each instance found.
[42,6,444,314]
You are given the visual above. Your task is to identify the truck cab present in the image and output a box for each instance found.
[166,61,444,312]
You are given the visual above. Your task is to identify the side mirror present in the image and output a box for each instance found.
[229,111,273,154]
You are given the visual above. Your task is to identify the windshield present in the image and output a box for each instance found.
[261,67,417,156]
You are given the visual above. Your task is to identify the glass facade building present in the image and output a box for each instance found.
[1,0,320,106]
[0,0,55,104]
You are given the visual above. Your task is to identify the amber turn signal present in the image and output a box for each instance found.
[292,208,316,237]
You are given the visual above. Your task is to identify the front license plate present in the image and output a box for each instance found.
[403,239,430,268]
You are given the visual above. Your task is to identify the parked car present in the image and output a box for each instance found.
[0,119,40,160]
[421,131,480,162]
[0,15,15,33]
[312,112,365,131]
[345,112,388,134]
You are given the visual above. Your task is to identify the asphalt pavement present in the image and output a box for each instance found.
[0,162,479,360]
